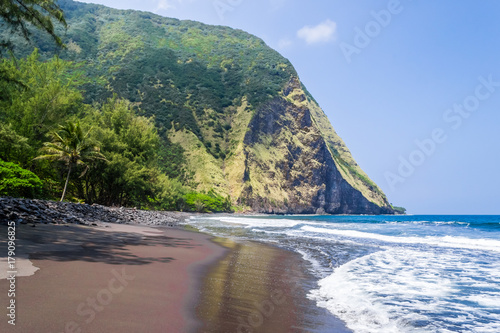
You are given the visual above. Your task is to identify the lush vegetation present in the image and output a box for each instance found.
[0,159,42,198]
[2,0,296,148]
[0,0,298,211]
[34,120,105,201]
[0,50,231,212]
[0,0,265,212]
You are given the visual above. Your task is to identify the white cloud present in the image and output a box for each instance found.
[297,19,337,45]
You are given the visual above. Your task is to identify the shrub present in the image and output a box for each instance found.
[184,189,232,212]
[0,159,43,198]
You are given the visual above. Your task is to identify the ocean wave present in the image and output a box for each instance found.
[205,216,304,227]
[301,226,500,252]
[309,248,500,333]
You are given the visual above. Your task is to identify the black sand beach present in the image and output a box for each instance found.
[1,221,350,332]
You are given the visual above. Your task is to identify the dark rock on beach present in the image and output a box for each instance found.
[0,197,189,227]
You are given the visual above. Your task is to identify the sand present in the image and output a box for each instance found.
[0,224,223,332]
[0,223,350,332]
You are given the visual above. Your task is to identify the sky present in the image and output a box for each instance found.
[78,0,500,214]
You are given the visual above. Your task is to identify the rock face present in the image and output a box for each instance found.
[0,197,187,226]
[240,78,394,214]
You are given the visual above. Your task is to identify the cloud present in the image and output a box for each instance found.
[297,19,337,45]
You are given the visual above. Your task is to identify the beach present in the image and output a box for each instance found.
[0,221,350,332]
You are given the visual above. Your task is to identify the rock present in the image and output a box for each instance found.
[0,197,186,227]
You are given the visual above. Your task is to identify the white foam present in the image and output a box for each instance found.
[309,252,407,333]
[301,226,500,252]
[309,247,500,332]
[296,249,325,274]
[205,216,303,228]
[465,295,500,308]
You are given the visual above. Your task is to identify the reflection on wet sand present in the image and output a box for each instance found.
[196,238,351,333]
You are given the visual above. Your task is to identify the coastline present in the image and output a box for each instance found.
[0,217,350,332]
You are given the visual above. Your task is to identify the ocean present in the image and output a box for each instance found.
[186,215,500,333]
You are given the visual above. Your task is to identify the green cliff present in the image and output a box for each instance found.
[7,0,394,214]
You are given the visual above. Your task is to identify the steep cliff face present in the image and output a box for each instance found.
[239,78,393,214]
[169,77,393,214]
[12,0,394,214]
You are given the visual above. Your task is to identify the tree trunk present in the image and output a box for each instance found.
[60,164,72,202]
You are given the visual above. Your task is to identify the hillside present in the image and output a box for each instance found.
[6,0,394,214]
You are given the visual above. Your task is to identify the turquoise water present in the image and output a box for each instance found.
[188,215,500,333]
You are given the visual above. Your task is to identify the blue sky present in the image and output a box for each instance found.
[79,0,500,214]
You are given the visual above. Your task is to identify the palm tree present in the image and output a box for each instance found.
[35,121,105,201]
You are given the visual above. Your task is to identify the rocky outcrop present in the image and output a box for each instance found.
[0,197,188,226]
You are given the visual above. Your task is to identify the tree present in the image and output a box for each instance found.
[0,0,66,53]
[0,122,31,164]
[80,97,162,206]
[0,50,84,145]
[34,121,105,201]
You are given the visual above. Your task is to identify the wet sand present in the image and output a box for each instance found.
[196,238,351,333]
[0,223,350,332]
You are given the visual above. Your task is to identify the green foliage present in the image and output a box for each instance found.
[0,0,66,54]
[0,0,302,209]
[0,49,84,148]
[77,97,190,209]
[0,123,31,165]
[392,206,407,215]
[157,138,189,181]
[0,159,43,198]
[0,50,87,200]
[79,97,158,206]
[3,0,297,150]
[149,173,187,211]
[184,189,232,213]
[0,50,199,209]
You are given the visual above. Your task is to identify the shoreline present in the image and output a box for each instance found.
[0,221,351,332]
[0,198,351,332]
